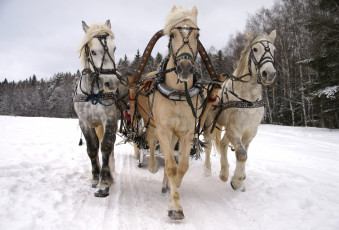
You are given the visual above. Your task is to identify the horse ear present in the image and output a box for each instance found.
[269,30,276,42]
[105,20,111,29]
[192,6,198,16]
[82,21,89,33]
[171,5,177,12]
[246,31,255,42]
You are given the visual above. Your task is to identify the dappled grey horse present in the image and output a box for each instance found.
[73,20,128,197]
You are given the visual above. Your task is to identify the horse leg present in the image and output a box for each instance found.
[95,121,117,197]
[79,122,101,188]
[176,133,192,188]
[147,126,158,173]
[133,143,139,160]
[219,133,230,182]
[203,126,212,176]
[227,130,247,190]
[162,135,178,193]
[231,128,258,190]
[157,127,184,220]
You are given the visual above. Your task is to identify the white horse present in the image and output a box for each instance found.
[74,20,127,197]
[203,30,277,190]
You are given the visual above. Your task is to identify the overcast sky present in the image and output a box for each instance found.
[0,0,275,82]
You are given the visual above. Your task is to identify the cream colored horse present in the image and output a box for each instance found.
[135,6,200,220]
[203,30,277,190]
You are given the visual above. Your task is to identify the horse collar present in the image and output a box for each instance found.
[155,57,201,101]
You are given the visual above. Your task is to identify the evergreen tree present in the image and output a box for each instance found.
[118,55,130,74]
[305,0,339,128]
[154,52,163,67]
[130,49,141,73]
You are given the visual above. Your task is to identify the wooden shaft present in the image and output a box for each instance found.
[127,30,164,128]
[132,30,164,84]
[198,40,218,80]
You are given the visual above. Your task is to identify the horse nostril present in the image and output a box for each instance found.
[189,66,194,74]
[177,65,183,74]
[262,71,268,78]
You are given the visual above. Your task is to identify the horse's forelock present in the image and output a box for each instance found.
[78,23,115,68]
[163,6,198,36]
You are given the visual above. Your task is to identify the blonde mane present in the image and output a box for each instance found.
[163,6,198,36]
[78,23,115,68]
[234,33,275,76]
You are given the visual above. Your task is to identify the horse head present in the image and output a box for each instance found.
[246,30,277,86]
[164,6,199,82]
[79,20,120,93]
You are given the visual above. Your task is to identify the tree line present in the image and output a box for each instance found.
[0,0,337,128]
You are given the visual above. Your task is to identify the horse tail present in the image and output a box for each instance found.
[213,124,222,154]
[95,124,104,144]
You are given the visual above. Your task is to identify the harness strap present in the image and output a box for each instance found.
[226,89,256,106]
[144,86,156,129]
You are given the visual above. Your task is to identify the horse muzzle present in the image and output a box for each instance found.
[176,60,194,82]
[100,74,120,92]
[259,70,276,85]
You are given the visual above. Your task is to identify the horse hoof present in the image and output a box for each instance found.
[138,163,143,168]
[161,186,168,194]
[94,187,109,197]
[203,168,211,177]
[168,210,184,220]
[230,181,236,190]
[219,174,228,182]
[230,182,245,192]
[149,167,158,174]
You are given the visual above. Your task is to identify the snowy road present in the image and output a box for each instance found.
[0,116,338,230]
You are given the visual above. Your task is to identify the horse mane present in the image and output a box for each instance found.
[163,6,198,36]
[234,33,275,76]
[78,23,115,68]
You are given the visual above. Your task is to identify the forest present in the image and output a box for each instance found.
[0,0,338,128]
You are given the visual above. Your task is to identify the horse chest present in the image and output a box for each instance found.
[218,107,264,129]
[74,102,119,125]
[153,96,195,131]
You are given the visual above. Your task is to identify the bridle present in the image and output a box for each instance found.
[168,26,200,69]
[84,34,118,75]
[232,39,276,85]
[77,33,126,106]
[248,40,275,84]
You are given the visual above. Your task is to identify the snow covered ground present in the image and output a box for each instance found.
[0,115,339,230]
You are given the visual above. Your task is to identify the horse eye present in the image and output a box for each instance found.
[170,33,174,38]
[196,34,200,39]
[253,48,258,52]
[114,47,116,52]
[91,50,97,55]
